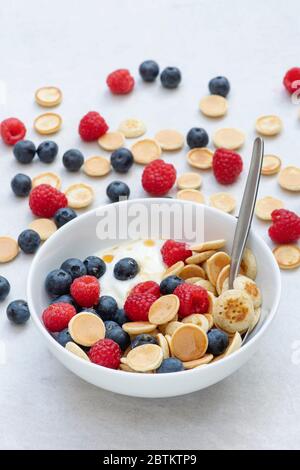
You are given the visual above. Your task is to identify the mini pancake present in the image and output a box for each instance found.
[126,344,163,372]
[156,333,170,359]
[185,276,206,284]
[83,156,111,177]
[64,183,94,209]
[65,342,90,361]
[190,239,226,252]
[273,245,300,270]
[187,147,213,169]
[177,172,202,190]
[240,248,257,280]
[29,218,57,241]
[181,314,209,332]
[179,264,206,280]
[176,189,205,203]
[183,354,214,369]
[35,86,62,107]
[68,313,105,347]
[32,172,61,189]
[131,139,161,164]
[122,322,158,335]
[213,289,255,334]
[209,192,236,213]
[194,279,216,295]
[165,334,174,356]
[205,251,231,286]
[165,321,183,336]
[0,236,19,263]
[118,119,146,138]
[255,196,284,220]
[185,250,216,264]
[199,95,228,118]
[255,115,282,136]
[98,132,125,151]
[148,295,179,325]
[213,128,245,150]
[278,166,300,192]
[261,155,281,175]
[154,129,184,151]
[233,275,262,308]
[171,324,208,361]
[216,264,231,295]
[162,260,184,279]
[204,313,214,329]
[34,113,62,135]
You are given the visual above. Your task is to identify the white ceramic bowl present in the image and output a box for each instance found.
[27,198,281,398]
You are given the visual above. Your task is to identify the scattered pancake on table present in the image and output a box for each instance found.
[154,129,184,150]
[261,155,282,175]
[131,139,161,164]
[199,95,228,118]
[98,131,125,151]
[83,156,111,177]
[34,113,62,135]
[273,245,300,270]
[118,118,146,138]
[209,192,236,213]
[187,148,213,169]
[32,172,61,189]
[177,189,205,203]
[177,172,202,190]
[278,166,300,191]
[0,236,19,263]
[28,219,57,241]
[255,115,282,136]
[35,86,62,107]
[64,183,94,208]
[213,127,245,150]
[255,196,284,220]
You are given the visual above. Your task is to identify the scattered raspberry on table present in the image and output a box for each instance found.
[124,292,157,321]
[70,275,100,307]
[161,239,192,267]
[89,338,121,369]
[268,209,300,244]
[42,302,76,332]
[78,111,108,141]
[106,69,135,94]
[283,67,300,94]
[174,283,209,318]
[1,117,26,145]
[212,148,243,184]
[142,159,176,196]
[29,184,68,218]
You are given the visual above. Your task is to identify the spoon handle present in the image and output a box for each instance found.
[228,137,264,289]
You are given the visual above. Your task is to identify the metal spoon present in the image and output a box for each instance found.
[228,137,264,344]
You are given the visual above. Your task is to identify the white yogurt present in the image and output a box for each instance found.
[96,239,165,306]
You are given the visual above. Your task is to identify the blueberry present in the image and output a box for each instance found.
[50,294,79,310]
[208,76,230,97]
[186,127,209,149]
[53,328,72,347]
[106,180,130,203]
[111,308,129,326]
[6,299,30,325]
[13,140,36,164]
[80,307,97,314]
[37,140,58,163]
[62,149,84,172]
[160,275,184,295]
[139,60,160,82]
[105,320,130,350]
[18,229,41,254]
[113,257,139,281]
[83,256,106,278]
[96,295,118,321]
[11,173,32,197]
[60,258,87,280]
[45,269,72,298]
[110,148,134,173]
[157,357,184,373]
[207,329,229,356]
[131,334,158,349]
[54,207,77,228]
[160,67,181,89]
[0,276,10,301]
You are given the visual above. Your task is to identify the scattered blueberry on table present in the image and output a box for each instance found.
[11,173,32,197]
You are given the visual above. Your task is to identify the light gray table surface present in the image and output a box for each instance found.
[0,0,299,450]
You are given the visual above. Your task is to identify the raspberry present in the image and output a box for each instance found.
[283,67,300,94]
[268,209,300,244]
[124,293,157,321]
[1,118,26,145]
[160,239,192,267]
[42,302,76,332]
[79,111,109,142]
[130,281,160,299]
[212,148,243,185]
[142,159,176,196]
[29,184,67,218]
[106,69,135,95]
[89,339,121,369]
[174,283,209,318]
[70,275,100,307]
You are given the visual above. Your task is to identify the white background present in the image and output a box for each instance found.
[0,0,300,450]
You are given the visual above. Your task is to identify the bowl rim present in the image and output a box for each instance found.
[27,198,281,380]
